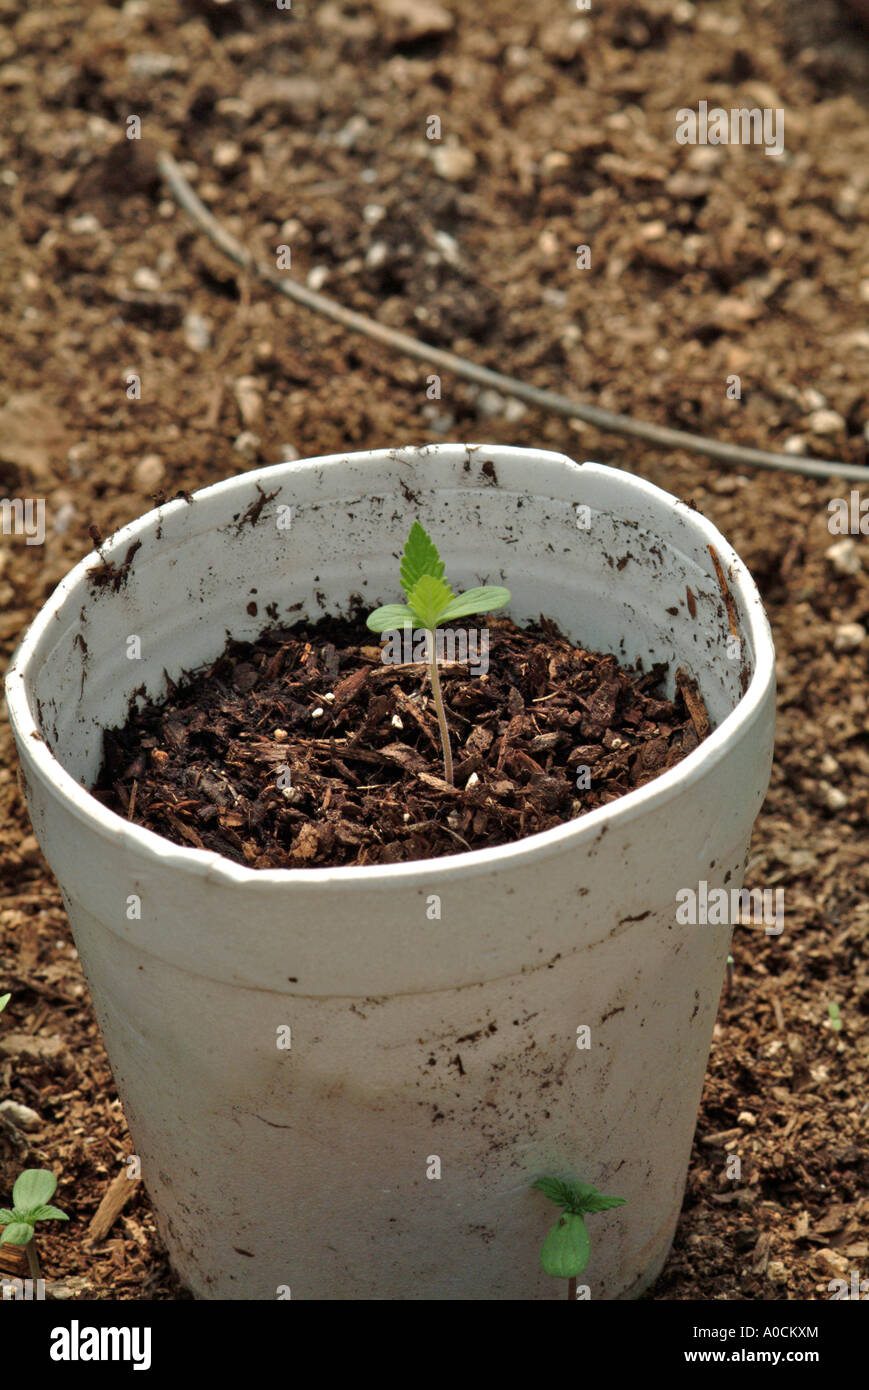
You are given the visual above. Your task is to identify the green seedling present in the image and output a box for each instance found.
[0,1169,68,1282]
[0,994,9,1013]
[827,1002,843,1033]
[366,521,510,785]
[533,1175,626,1299]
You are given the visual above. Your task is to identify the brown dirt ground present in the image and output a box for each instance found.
[0,0,867,1299]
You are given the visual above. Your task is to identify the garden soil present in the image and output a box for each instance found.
[0,0,867,1298]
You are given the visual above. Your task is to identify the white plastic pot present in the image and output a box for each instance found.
[5,445,775,1300]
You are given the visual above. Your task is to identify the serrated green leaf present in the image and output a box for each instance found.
[533,1176,578,1209]
[407,574,454,631]
[539,1212,590,1278]
[400,521,444,600]
[438,585,511,623]
[0,1222,34,1246]
[29,1205,68,1222]
[580,1193,627,1213]
[533,1174,626,1216]
[366,603,415,633]
[12,1170,56,1212]
[0,1209,16,1225]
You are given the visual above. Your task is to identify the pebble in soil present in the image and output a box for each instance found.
[93,612,711,869]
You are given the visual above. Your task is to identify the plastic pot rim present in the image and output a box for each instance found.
[4,446,776,890]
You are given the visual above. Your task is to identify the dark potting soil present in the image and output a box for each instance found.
[92,613,712,870]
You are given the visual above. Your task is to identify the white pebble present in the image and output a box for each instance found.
[825,539,862,576]
[0,1099,42,1130]
[233,431,261,459]
[833,621,865,651]
[183,312,213,352]
[134,453,165,491]
[822,784,849,812]
[808,409,846,436]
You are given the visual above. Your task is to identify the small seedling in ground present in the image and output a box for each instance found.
[366,521,510,785]
[0,1169,68,1283]
[533,1175,626,1299]
[0,994,9,1013]
[827,1002,843,1033]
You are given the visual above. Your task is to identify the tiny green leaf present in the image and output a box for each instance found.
[0,1208,16,1225]
[0,993,10,1013]
[540,1212,591,1278]
[580,1192,628,1213]
[12,1169,57,1212]
[827,1002,842,1032]
[407,574,454,631]
[0,1222,34,1246]
[28,1204,68,1222]
[533,1176,581,1210]
[400,521,444,599]
[439,586,511,623]
[366,604,415,633]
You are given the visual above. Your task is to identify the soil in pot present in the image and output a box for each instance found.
[92,612,711,869]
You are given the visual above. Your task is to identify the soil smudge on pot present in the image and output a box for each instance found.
[92,613,711,869]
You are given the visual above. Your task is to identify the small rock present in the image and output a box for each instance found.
[812,1247,850,1278]
[833,622,865,651]
[821,783,849,812]
[0,1032,65,1064]
[134,453,165,491]
[279,443,300,462]
[432,230,461,265]
[213,141,242,171]
[241,75,321,119]
[374,0,454,45]
[737,1110,757,1127]
[365,241,389,270]
[807,408,846,436]
[69,213,101,235]
[800,387,827,411]
[131,267,161,293]
[422,404,455,433]
[825,539,862,576]
[767,1260,789,1284]
[233,376,262,429]
[334,115,369,150]
[233,431,261,460]
[783,434,808,455]
[307,266,329,291]
[0,1100,42,1131]
[474,388,527,423]
[431,143,476,182]
[127,52,177,80]
[183,312,213,352]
